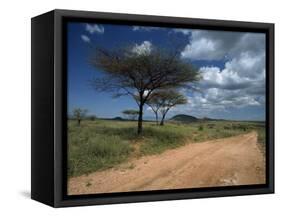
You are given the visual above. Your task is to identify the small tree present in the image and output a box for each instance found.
[90,115,97,121]
[73,108,87,126]
[122,109,139,120]
[155,90,187,126]
[146,92,165,125]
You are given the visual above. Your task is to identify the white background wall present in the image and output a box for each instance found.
[0,0,279,216]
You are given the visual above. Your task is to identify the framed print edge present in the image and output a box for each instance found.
[32,9,274,208]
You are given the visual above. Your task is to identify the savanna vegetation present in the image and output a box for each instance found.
[68,118,265,177]
[68,42,265,179]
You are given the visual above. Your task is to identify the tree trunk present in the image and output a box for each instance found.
[77,119,81,126]
[137,103,144,134]
[155,111,159,125]
[160,114,165,126]
[160,111,168,126]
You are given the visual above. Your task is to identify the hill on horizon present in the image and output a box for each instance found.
[170,114,198,123]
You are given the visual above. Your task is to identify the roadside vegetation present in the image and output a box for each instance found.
[68,119,265,177]
[256,127,266,155]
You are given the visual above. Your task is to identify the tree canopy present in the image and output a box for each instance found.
[90,44,200,133]
[122,109,139,120]
[147,90,187,125]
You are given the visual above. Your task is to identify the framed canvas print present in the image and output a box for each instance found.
[31,9,274,207]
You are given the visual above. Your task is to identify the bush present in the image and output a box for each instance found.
[90,115,97,121]
[198,125,204,131]
[207,123,215,129]
[224,125,231,130]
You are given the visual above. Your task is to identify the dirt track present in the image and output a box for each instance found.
[68,131,265,195]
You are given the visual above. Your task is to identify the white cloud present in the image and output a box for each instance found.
[81,34,90,43]
[225,52,265,79]
[85,24,104,34]
[202,88,261,108]
[173,28,192,35]
[175,33,266,117]
[180,30,266,115]
[181,37,220,60]
[199,66,251,90]
[132,41,152,55]
[199,50,265,90]
[132,26,160,31]
[180,30,265,61]
[231,33,265,57]
[170,87,262,118]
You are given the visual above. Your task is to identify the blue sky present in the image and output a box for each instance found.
[67,22,266,121]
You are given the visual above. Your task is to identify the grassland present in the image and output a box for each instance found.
[68,119,265,177]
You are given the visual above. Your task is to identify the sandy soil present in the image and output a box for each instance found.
[68,131,265,195]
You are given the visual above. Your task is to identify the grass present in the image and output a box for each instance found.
[68,119,265,177]
[255,126,266,155]
[68,121,133,177]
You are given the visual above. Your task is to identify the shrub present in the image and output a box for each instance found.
[90,115,97,121]
[198,125,204,131]
[207,123,215,129]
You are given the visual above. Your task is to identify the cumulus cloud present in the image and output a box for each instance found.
[199,66,244,90]
[167,29,266,119]
[225,52,265,80]
[180,30,265,61]
[169,86,263,118]
[132,41,152,55]
[85,24,104,34]
[81,34,90,43]
[198,41,265,90]
[202,88,261,108]
[194,53,265,113]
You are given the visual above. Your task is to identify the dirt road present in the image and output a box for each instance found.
[68,131,265,195]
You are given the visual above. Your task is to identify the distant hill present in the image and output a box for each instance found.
[112,116,124,121]
[170,114,198,122]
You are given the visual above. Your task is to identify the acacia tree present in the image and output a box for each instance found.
[73,108,87,126]
[146,92,165,125]
[90,45,200,134]
[122,109,139,120]
[157,90,187,126]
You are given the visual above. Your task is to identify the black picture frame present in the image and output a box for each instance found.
[31,9,274,207]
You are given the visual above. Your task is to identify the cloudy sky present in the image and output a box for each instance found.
[67,22,266,121]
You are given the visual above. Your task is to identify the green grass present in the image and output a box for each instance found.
[68,120,133,177]
[255,126,266,155]
[68,119,265,177]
